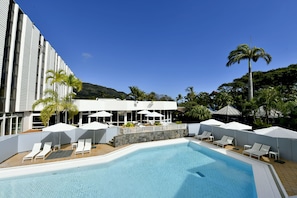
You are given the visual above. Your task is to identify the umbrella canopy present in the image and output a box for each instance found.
[137,110,151,115]
[200,119,224,126]
[42,123,76,146]
[42,123,77,132]
[88,111,113,117]
[214,105,241,116]
[80,122,108,130]
[79,122,108,145]
[220,121,252,131]
[254,126,297,139]
[254,126,297,159]
[145,112,164,117]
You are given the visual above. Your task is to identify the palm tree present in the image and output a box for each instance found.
[128,86,146,101]
[32,89,64,126]
[226,44,272,100]
[45,69,67,123]
[46,69,66,91]
[185,105,211,121]
[63,74,82,123]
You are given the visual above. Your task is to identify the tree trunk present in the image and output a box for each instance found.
[248,59,253,101]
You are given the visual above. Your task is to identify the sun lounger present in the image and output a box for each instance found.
[242,142,262,156]
[22,143,42,163]
[83,138,92,154]
[195,131,212,140]
[75,139,85,155]
[35,142,52,160]
[213,135,228,146]
[216,136,234,147]
[250,144,271,160]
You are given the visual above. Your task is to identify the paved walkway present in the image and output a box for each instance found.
[1,140,296,196]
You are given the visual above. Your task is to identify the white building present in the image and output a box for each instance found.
[0,0,177,136]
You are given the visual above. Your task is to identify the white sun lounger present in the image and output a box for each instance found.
[83,138,92,154]
[250,144,271,160]
[75,139,85,155]
[22,143,42,163]
[195,131,212,140]
[213,135,228,146]
[35,142,52,160]
[216,136,234,147]
[242,142,262,156]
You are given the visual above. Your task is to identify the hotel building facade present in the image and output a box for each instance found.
[0,0,177,136]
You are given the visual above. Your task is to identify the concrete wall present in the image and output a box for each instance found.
[187,123,200,135]
[113,129,187,147]
[0,135,18,164]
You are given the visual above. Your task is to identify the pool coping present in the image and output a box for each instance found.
[0,138,287,198]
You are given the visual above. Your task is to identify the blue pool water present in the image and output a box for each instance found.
[0,142,257,198]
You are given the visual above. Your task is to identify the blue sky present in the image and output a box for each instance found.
[16,0,297,98]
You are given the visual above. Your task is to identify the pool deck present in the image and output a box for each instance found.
[0,138,296,197]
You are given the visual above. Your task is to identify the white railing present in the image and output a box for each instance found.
[120,123,187,134]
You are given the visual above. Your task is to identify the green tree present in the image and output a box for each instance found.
[226,44,272,100]
[32,89,64,126]
[185,105,211,121]
[255,87,280,124]
[33,70,82,125]
[64,74,82,122]
[184,87,197,103]
[128,86,146,101]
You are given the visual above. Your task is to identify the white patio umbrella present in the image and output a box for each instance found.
[220,121,252,131]
[88,111,113,122]
[254,126,297,159]
[145,112,164,117]
[220,121,252,147]
[137,110,151,123]
[42,123,77,146]
[80,122,108,145]
[145,112,164,124]
[137,110,151,114]
[200,119,224,126]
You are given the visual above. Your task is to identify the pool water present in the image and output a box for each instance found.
[0,142,257,198]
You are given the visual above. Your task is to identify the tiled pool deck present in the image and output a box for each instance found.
[0,138,296,197]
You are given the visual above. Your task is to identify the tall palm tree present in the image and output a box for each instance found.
[45,69,67,123]
[226,44,272,100]
[46,69,66,91]
[63,74,82,123]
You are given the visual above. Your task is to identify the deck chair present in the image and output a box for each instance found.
[22,143,42,163]
[83,138,92,154]
[242,143,262,157]
[217,136,234,147]
[213,135,228,146]
[75,139,85,155]
[35,142,52,160]
[195,131,211,140]
[250,144,271,160]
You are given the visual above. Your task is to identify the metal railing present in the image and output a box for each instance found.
[120,123,187,134]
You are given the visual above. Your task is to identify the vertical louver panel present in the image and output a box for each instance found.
[0,0,10,85]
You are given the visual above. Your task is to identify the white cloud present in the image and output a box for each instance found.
[82,52,92,59]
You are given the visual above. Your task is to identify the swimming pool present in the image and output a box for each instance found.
[0,140,258,198]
